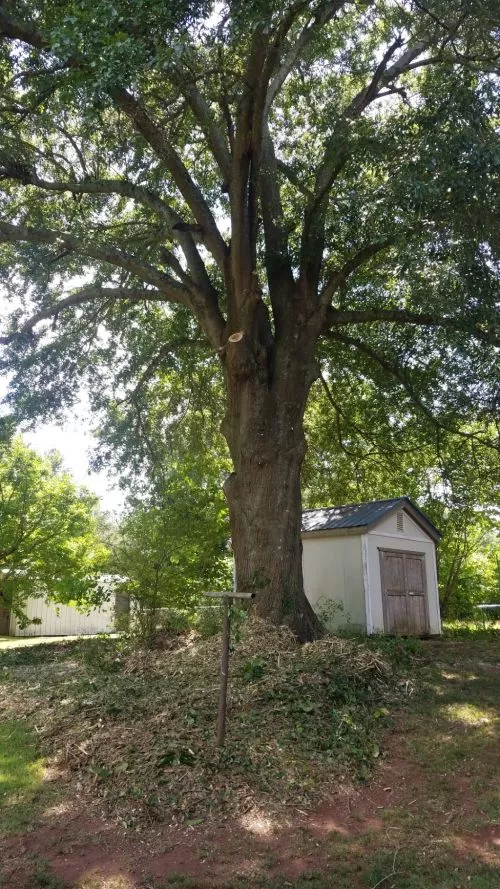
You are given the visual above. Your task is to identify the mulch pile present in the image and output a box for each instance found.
[1,619,414,829]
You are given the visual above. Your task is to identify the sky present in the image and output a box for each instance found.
[23,410,125,513]
[0,282,125,513]
[0,370,124,513]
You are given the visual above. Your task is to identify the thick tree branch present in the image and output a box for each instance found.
[0,286,169,344]
[0,167,178,222]
[238,0,342,307]
[260,125,295,332]
[0,7,46,50]
[110,87,228,269]
[300,40,428,290]
[323,307,500,347]
[276,159,313,197]
[313,38,423,205]
[181,82,232,180]
[0,11,227,347]
[320,238,396,305]
[218,92,235,155]
[227,11,308,327]
[0,165,214,294]
[228,9,314,320]
[0,219,191,299]
[411,1,500,69]
[0,9,228,269]
[265,0,348,114]
[0,221,226,348]
[0,541,23,561]
[229,28,271,320]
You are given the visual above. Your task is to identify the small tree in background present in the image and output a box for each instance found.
[0,436,109,627]
[112,467,231,644]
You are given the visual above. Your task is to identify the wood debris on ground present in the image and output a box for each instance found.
[0,618,418,829]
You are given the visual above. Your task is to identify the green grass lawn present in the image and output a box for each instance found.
[0,719,47,834]
[0,634,104,650]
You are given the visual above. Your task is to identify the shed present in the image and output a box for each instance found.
[301,497,441,636]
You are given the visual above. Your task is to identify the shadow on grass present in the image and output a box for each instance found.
[414,638,499,766]
[380,636,500,840]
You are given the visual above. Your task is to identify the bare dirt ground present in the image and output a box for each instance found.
[1,636,498,889]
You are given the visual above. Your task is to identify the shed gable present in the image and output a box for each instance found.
[368,507,432,542]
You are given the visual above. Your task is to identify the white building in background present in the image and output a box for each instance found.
[2,576,129,637]
[8,597,115,636]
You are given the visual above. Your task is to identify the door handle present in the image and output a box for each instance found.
[408,591,415,596]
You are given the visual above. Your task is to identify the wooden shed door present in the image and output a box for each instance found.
[379,550,429,635]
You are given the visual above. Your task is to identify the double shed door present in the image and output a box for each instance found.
[379,549,429,636]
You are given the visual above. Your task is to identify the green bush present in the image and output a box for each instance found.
[194,605,222,638]
[364,633,423,668]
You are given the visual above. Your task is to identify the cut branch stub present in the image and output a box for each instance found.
[225,330,257,379]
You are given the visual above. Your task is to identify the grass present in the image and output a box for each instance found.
[404,637,499,819]
[442,619,500,639]
[0,634,112,650]
[0,719,47,834]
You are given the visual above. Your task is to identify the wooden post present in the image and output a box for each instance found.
[217,594,230,747]
[203,590,255,747]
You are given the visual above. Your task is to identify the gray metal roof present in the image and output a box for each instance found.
[301,497,441,540]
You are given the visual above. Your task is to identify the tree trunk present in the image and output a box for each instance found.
[222,325,323,642]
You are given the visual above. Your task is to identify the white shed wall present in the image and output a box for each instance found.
[363,524,441,634]
[302,534,366,631]
[10,597,116,637]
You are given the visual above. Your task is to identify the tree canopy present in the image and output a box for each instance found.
[0,436,109,624]
[0,0,498,637]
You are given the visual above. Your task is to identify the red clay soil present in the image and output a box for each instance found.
[1,744,498,889]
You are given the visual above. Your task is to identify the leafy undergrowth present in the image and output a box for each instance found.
[0,620,419,829]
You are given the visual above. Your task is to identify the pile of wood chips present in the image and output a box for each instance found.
[1,618,412,829]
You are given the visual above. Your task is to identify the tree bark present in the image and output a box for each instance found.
[221,319,324,641]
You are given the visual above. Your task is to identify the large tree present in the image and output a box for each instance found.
[0,1,498,638]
